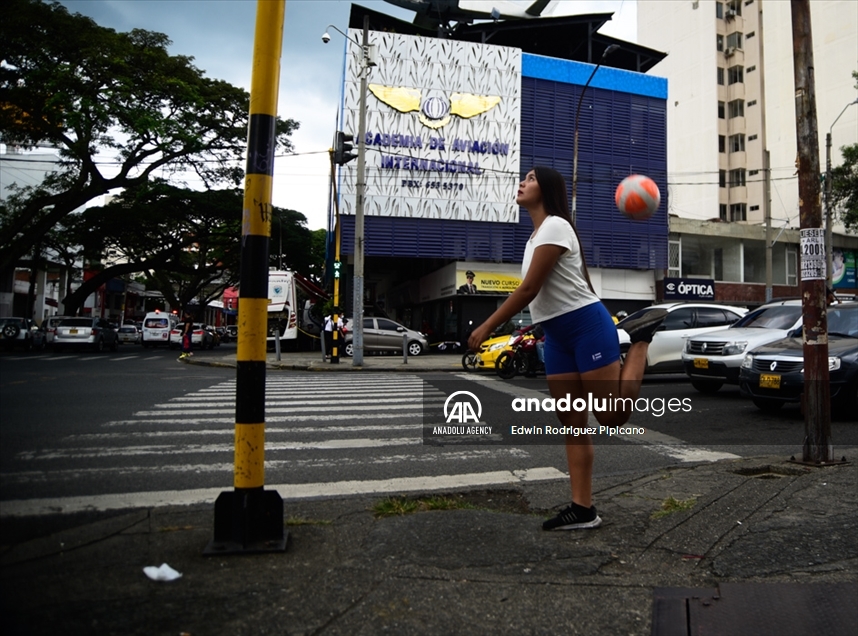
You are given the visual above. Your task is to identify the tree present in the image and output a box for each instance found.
[830,144,858,232]
[57,183,244,315]
[829,71,858,232]
[0,0,298,277]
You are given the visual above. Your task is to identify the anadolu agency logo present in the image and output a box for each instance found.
[443,391,482,424]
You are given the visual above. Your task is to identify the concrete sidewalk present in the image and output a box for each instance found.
[2,455,856,635]
[186,347,479,373]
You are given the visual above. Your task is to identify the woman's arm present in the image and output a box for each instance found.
[467,243,565,350]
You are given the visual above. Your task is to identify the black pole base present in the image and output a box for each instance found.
[788,455,850,468]
[203,488,289,556]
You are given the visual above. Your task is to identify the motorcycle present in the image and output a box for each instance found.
[495,326,544,379]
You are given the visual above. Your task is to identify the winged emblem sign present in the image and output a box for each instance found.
[368,84,502,129]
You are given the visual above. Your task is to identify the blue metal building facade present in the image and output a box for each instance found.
[338,52,668,270]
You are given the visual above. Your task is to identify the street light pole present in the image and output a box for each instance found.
[352,16,370,366]
[571,44,619,225]
[323,18,373,366]
[825,98,858,286]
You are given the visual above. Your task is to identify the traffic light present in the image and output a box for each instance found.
[333,260,342,279]
[333,131,356,165]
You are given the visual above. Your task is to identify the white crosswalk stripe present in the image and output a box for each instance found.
[1,373,559,516]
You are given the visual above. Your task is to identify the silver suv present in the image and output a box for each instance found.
[681,299,803,393]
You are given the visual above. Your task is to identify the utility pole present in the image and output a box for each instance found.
[764,150,772,303]
[790,0,832,464]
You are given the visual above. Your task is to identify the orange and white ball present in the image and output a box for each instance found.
[615,174,660,220]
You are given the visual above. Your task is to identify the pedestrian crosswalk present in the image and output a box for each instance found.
[1,374,563,516]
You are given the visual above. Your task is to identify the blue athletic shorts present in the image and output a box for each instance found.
[540,302,620,375]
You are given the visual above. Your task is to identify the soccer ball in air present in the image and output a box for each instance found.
[615,175,660,220]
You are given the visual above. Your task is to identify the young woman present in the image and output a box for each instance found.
[467,167,667,531]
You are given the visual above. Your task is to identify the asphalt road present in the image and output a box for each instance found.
[2,343,855,513]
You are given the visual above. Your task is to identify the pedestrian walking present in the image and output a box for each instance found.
[468,167,668,531]
[178,312,194,360]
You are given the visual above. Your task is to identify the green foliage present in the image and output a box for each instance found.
[0,0,298,271]
[831,143,858,232]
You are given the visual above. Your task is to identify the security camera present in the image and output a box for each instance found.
[321,32,331,44]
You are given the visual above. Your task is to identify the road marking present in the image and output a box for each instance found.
[77,356,101,362]
[153,397,442,409]
[1,449,530,485]
[17,437,423,460]
[101,412,425,426]
[0,467,566,517]
[110,355,140,361]
[69,424,425,440]
[453,373,740,463]
[134,403,436,416]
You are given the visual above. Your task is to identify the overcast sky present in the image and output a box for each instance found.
[59,0,638,230]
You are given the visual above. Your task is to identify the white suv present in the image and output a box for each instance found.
[618,303,748,373]
[681,299,803,393]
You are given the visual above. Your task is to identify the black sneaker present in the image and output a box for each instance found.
[621,308,669,344]
[542,502,602,531]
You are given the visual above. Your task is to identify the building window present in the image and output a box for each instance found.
[719,170,726,188]
[669,239,681,277]
[728,66,744,85]
[726,32,743,49]
[730,203,747,221]
[746,31,755,39]
[728,1,742,16]
[719,135,726,153]
[750,205,760,211]
[728,99,744,118]
[748,134,758,141]
[717,67,725,85]
[747,65,756,73]
[729,134,745,153]
[729,168,746,187]
[718,101,726,118]
[747,100,757,107]
[716,2,724,19]
[719,204,727,221]
[717,34,724,52]
[749,169,760,176]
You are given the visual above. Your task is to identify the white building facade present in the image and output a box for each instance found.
[638,0,858,300]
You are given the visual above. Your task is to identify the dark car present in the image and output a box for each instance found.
[738,302,858,413]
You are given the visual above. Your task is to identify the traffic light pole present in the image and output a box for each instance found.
[351,15,370,367]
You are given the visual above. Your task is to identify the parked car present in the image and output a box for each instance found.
[343,318,428,357]
[738,302,858,412]
[0,317,46,351]
[617,302,748,373]
[225,325,238,340]
[42,315,73,344]
[169,323,215,349]
[681,299,804,393]
[53,317,119,352]
[117,324,141,344]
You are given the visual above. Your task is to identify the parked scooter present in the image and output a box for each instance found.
[495,325,544,379]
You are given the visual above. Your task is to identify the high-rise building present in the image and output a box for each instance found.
[638,0,858,299]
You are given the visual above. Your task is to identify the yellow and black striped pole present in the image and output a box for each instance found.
[206,0,288,555]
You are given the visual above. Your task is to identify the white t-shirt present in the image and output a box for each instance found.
[521,215,600,322]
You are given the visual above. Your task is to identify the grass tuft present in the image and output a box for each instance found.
[651,496,697,519]
[372,495,477,518]
[285,516,332,526]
